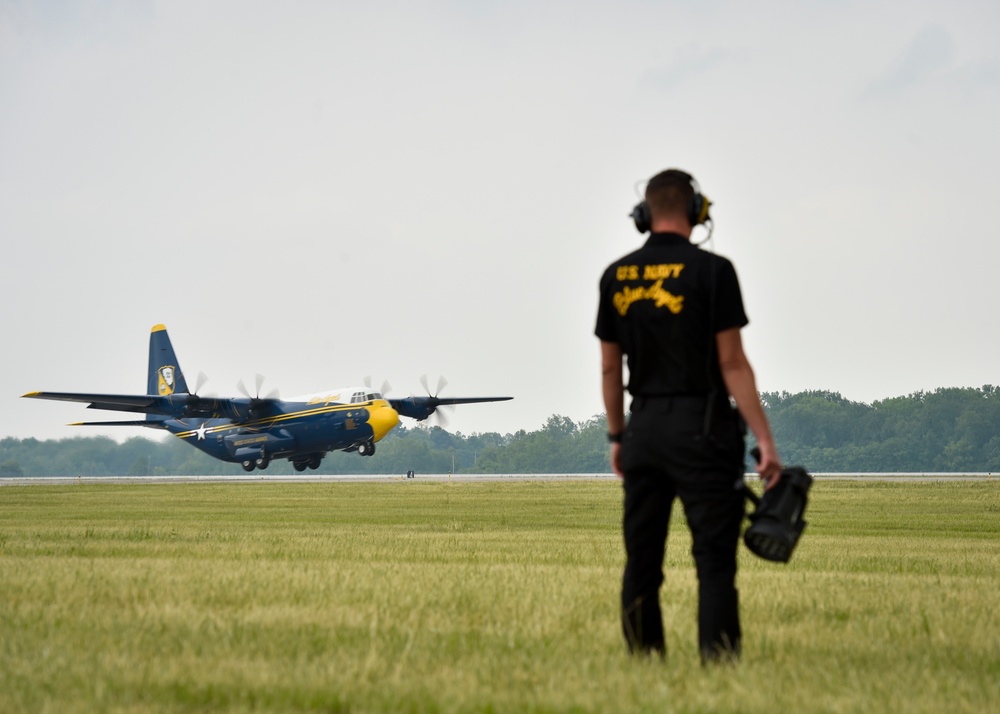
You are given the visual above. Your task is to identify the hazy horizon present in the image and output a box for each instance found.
[3,1,998,441]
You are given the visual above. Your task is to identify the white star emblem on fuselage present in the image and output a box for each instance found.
[195,423,210,441]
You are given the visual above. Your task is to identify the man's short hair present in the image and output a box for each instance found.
[645,169,695,222]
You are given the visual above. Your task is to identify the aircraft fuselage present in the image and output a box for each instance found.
[166,397,400,471]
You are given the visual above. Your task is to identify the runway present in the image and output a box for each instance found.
[1,472,994,486]
[2,473,614,486]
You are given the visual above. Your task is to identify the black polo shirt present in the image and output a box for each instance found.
[595,232,748,396]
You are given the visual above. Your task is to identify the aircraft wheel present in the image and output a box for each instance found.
[308,455,322,470]
[256,457,270,470]
[242,460,256,472]
[293,461,308,472]
[358,441,375,457]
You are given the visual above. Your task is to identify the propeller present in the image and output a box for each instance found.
[177,371,222,418]
[187,370,220,398]
[364,376,392,397]
[233,373,280,421]
[237,373,280,401]
[420,374,453,427]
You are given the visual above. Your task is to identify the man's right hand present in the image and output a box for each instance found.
[610,442,623,479]
[755,440,782,490]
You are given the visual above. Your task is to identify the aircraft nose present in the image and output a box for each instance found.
[367,401,400,442]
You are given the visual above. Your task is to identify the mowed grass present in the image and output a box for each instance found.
[0,479,997,713]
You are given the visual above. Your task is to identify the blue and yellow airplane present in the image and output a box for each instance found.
[23,325,512,472]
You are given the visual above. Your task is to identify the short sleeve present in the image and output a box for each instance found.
[595,268,620,342]
[713,258,749,333]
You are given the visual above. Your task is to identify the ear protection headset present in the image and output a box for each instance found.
[629,169,712,234]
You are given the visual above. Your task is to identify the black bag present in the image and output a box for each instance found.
[740,464,813,563]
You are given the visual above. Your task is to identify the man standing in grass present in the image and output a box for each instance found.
[595,168,781,663]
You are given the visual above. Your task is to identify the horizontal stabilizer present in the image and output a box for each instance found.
[23,391,161,413]
[70,419,168,429]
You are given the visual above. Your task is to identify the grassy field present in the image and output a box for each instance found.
[0,478,997,713]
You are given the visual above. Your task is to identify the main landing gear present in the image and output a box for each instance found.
[292,455,323,472]
[241,456,270,472]
[358,440,376,457]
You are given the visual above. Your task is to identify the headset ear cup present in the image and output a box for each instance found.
[690,194,711,226]
[688,195,701,226]
[631,201,651,233]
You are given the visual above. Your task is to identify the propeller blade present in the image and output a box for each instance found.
[430,404,454,428]
[420,374,448,398]
[365,376,392,398]
[238,374,278,401]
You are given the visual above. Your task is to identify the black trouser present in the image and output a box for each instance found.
[619,394,746,662]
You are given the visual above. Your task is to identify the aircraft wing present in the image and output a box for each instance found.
[21,391,250,420]
[388,395,512,421]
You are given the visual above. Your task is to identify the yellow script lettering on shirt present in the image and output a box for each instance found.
[612,279,684,316]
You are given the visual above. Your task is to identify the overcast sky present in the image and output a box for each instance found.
[2,0,998,443]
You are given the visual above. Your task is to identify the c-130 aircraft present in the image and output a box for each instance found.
[23,325,512,472]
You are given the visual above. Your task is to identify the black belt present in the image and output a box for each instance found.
[633,392,710,399]
[630,392,729,437]
[631,393,712,409]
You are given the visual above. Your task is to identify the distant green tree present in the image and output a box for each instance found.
[0,460,23,477]
[762,386,1000,471]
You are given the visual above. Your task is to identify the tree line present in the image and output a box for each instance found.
[2,386,997,477]
[761,386,1000,472]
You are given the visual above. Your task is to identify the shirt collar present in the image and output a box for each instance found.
[644,232,690,247]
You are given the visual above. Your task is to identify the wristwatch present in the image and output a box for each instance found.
[607,432,623,443]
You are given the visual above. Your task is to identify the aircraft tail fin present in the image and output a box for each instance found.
[147,325,189,407]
